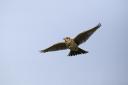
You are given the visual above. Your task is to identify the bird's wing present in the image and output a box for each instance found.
[74,23,101,45]
[40,42,67,53]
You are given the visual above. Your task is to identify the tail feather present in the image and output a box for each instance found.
[68,48,88,56]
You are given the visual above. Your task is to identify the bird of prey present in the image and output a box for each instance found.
[40,23,101,56]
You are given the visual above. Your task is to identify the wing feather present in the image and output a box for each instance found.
[74,23,101,45]
[40,42,67,53]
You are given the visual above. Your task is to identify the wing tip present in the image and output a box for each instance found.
[92,22,101,31]
[97,22,102,28]
[40,50,46,53]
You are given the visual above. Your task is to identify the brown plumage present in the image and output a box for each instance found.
[40,23,101,56]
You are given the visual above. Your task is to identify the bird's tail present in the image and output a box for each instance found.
[68,48,88,56]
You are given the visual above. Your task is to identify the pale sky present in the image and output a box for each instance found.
[0,0,128,85]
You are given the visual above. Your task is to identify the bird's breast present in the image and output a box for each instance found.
[65,40,78,51]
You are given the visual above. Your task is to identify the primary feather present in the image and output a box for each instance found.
[40,42,67,53]
[74,23,101,45]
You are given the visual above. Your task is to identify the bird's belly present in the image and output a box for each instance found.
[69,46,78,51]
[67,42,78,51]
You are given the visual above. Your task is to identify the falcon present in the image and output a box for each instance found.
[40,23,101,56]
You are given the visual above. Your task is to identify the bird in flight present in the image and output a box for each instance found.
[40,23,101,56]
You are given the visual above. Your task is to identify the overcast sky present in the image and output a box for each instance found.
[0,0,128,85]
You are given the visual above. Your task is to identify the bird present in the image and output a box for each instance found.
[40,23,101,56]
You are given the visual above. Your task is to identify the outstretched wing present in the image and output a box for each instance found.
[40,42,67,53]
[74,23,101,45]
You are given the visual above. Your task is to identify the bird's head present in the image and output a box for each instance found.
[63,37,71,42]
